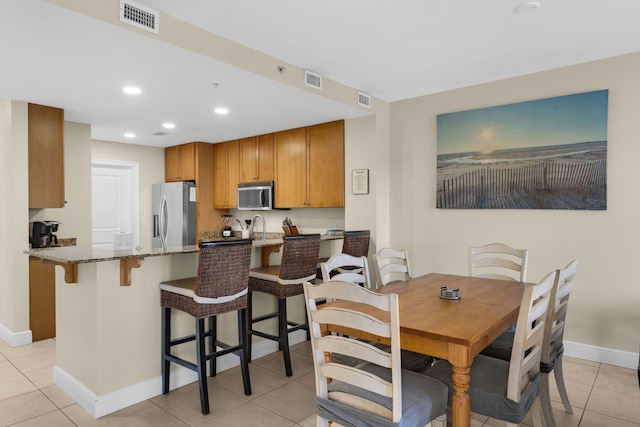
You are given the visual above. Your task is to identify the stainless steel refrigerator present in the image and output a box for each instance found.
[152,182,196,248]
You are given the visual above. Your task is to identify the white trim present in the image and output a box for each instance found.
[0,323,32,347]
[53,330,308,418]
[564,340,639,369]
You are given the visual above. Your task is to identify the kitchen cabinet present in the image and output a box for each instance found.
[29,256,56,341]
[165,143,195,182]
[28,103,65,208]
[239,133,274,182]
[275,120,344,208]
[192,142,218,240]
[213,140,240,209]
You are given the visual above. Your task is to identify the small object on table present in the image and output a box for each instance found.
[440,286,460,300]
[282,217,298,235]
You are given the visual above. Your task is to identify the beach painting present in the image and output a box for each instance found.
[436,90,608,210]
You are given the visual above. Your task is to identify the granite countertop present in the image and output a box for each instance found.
[26,233,343,264]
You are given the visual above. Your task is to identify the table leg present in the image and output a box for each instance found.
[448,344,472,427]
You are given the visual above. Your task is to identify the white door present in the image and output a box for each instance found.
[92,160,140,249]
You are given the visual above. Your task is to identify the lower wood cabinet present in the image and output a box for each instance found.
[29,257,56,341]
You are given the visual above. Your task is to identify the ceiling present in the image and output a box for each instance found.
[2,0,640,148]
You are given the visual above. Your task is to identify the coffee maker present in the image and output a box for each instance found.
[30,221,59,248]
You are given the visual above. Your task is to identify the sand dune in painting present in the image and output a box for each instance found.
[436,141,606,209]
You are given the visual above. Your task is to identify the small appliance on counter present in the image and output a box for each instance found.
[29,221,60,248]
[221,214,233,237]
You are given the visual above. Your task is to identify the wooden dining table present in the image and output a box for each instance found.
[324,273,525,427]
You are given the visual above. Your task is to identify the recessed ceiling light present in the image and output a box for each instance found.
[123,86,141,95]
[514,1,540,14]
[124,132,136,138]
[214,107,229,115]
[162,122,176,129]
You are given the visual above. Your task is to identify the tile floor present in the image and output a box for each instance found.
[0,336,639,426]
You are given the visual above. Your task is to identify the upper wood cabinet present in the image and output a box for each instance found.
[213,140,240,209]
[275,120,344,208]
[239,134,274,182]
[192,142,217,241]
[28,103,65,208]
[165,143,195,182]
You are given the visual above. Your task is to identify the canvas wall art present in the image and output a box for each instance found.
[436,90,608,210]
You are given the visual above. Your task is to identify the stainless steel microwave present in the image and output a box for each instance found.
[237,181,274,210]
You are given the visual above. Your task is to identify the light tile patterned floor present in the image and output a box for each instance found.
[0,337,638,426]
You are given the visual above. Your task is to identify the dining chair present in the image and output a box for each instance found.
[248,233,321,377]
[469,242,529,281]
[317,229,371,278]
[303,280,448,427]
[374,247,412,287]
[320,252,372,288]
[478,260,578,427]
[426,270,556,427]
[159,239,253,415]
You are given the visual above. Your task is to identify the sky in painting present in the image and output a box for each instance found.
[437,90,608,155]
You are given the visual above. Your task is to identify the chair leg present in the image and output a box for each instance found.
[209,316,217,377]
[247,290,253,362]
[238,308,252,395]
[554,354,573,414]
[279,298,293,377]
[528,396,545,427]
[540,372,557,427]
[195,318,210,415]
[161,307,171,394]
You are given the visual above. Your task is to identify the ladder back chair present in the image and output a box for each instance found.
[304,280,448,427]
[320,253,372,289]
[159,239,253,415]
[469,243,529,282]
[426,270,557,427]
[317,229,371,279]
[374,247,412,287]
[248,233,321,376]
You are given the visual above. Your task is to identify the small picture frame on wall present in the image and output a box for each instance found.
[352,169,369,195]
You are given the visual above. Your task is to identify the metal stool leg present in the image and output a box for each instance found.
[209,316,217,377]
[247,290,253,362]
[279,298,293,376]
[238,308,252,395]
[195,318,209,415]
[161,307,171,394]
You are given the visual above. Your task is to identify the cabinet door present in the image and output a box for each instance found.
[257,133,274,181]
[28,103,65,208]
[307,120,345,207]
[239,136,258,182]
[213,143,229,208]
[165,145,181,181]
[213,141,240,208]
[275,127,307,208]
[240,134,274,182]
[194,142,216,241]
[227,140,239,208]
[178,143,195,181]
[29,257,56,341]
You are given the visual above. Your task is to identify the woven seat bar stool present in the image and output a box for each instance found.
[248,233,321,376]
[159,239,253,415]
[317,230,370,279]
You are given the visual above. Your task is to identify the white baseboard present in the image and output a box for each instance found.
[0,323,31,347]
[54,330,308,418]
[564,340,639,369]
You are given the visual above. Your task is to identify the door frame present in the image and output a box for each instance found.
[91,159,140,248]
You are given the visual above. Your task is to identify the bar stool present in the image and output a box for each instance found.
[247,233,321,376]
[317,229,370,279]
[159,239,252,415]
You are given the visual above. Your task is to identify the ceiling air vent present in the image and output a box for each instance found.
[304,70,323,90]
[119,0,160,34]
[357,91,371,109]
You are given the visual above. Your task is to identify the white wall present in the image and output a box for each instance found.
[388,52,640,356]
[0,100,30,342]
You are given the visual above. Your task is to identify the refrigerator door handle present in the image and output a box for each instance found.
[153,214,159,238]
[160,195,168,247]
